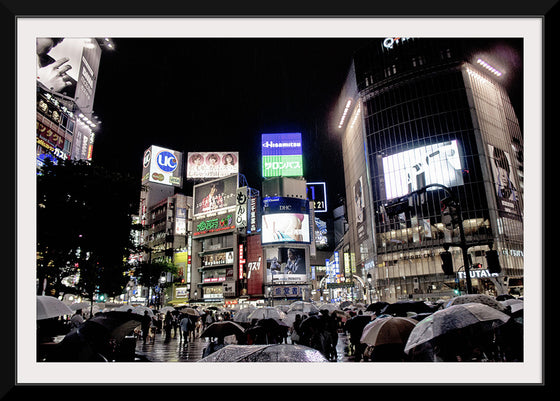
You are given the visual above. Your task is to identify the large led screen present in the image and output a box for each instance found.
[266,247,307,284]
[261,197,310,244]
[193,174,238,216]
[382,140,464,199]
[261,133,303,177]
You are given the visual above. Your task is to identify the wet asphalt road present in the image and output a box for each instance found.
[134,329,354,362]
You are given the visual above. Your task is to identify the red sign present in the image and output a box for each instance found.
[246,235,264,296]
[37,120,65,149]
[238,244,246,279]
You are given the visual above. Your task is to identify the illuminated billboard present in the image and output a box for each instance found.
[261,133,303,177]
[307,182,327,213]
[193,174,238,216]
[187,151,239,179]
[261,197,310,244]
[488,144,522,220]
[142,145,183,187]
[36,38,102,114]
[266,247,307,284]
[382,140,464,199]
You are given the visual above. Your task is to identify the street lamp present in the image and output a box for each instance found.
[367,273,373,304]
[159,275,167,309]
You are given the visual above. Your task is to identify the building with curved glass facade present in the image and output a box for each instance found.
[335,38,523,303]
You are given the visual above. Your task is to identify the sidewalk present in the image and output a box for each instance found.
[134,330,354,362]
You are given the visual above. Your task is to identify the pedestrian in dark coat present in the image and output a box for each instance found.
[141,311,152,344]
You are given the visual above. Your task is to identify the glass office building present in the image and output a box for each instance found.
[336,38,523,303]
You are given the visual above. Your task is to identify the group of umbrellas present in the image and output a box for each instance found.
[36,294,523,362]
[348,294,523,362]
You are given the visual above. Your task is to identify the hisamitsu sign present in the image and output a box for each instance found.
[261,133,303,177]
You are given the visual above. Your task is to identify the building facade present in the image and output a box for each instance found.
[335,38,524,303]
[36,38,105,169]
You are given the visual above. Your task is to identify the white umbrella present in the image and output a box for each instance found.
[113,305,135,313]
[37,296,73,320]
[133,306,154,316]
[316,303,342,313]
[247,307,286,322]
[287,301,320,314]
[500,298,524,314]
[160,306,175,314]
[233,306,257,323]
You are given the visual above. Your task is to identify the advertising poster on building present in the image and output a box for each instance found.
[261,133,304,177]
[142,145,183,187]
[236,187,248,229]
[186,152,239,179]
[382,139,464,199]
[246,235,264,295]
[193,212,236,238]
[261,197,311,244]
[266,247,307,284]
[36,38,102,114]
[193,174,238,216]
[307,182,327,213]
[488,144,522,220]
[354,176,368,242]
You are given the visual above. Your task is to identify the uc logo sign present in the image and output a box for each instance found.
[156,151,177,172]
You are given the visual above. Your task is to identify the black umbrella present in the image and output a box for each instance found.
[201,321,246,339]
[381,300,436,317]
[45,311,142,362]
[344,314,374,340]
[366,301,389,314]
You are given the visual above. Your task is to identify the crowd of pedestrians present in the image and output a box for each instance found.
[289,309,342,361]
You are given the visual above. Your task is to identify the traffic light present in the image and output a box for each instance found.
[453,286,460,295]
[440,251,454,275]
[486,249,501,274]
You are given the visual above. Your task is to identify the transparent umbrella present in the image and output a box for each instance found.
[287,301,320,314]
[247,307,286,322]
[37,296,73,320]
[404,303,510,361]
[198,344,329,362]
[445,294,508,313]
[233,305,257,323]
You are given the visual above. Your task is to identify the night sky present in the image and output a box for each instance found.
[90,37,523,210]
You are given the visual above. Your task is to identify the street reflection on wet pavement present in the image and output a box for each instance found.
[134,331,352,362]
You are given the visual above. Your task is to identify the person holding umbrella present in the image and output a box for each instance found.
[141,310,152,345]
[179,313,190,344]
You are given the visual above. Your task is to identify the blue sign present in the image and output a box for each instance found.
[261,133,302,156]
[262,197,309,214]
[156,151,178,172]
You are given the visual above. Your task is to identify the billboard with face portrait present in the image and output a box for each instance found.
[186,152,239,179]
[193,174,239,216]
[265,247,307,284]
[488,144,522,220]
[36,38,102,115]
